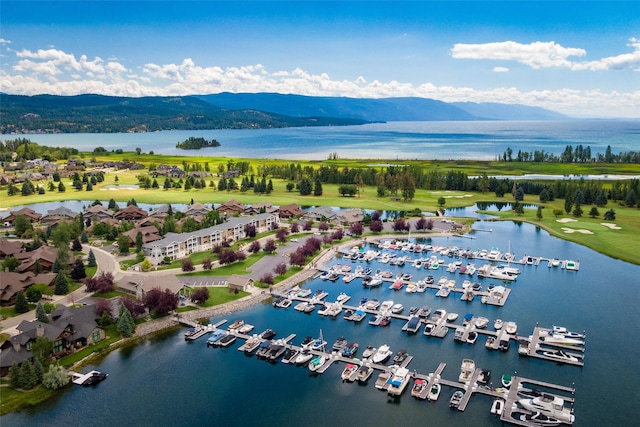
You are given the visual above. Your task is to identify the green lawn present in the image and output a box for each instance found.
[0,384,58,416]
[195,287,250,307]
[178,252,267,277]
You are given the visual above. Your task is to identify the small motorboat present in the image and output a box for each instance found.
[281,348,299,364]
[501,374,513,388]
[217,333,237,347]
[494,319,503,330]
[490,398,504,416]
[392,349,409,365]
[474,317,489,329]
[206,330,226,347]
[260,329,277,340]
[519,412,562,426]
[446,312,459,322]
[411,378,427,398]
[295,349,313,365]
[423,323,436,336]
[308,354,327,372]
[356,365,374,383]
[332,336,347,353]
[427,382,441,401]
[505,321,518,335]
[342,342,359,358]
[341,363,358,381]
[372,344,392,364]
[227,320,244,330]
[237,323,255,334]
[362,345,376,359]
[379,316,392,327]
[449,390,464,409]
[466,331,478,344]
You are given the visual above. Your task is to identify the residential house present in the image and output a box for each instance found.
[2,207,42,226]
[227,275,254,293]
[41,206,78,226]
[303,206,337,222]
[142,212,279,262]
[14,246,59,273]
[0,304,105,375]
[122,226,163,246]
[245,202,277,216]
[0,271,56,306]
[82,204,113,223]
[184,203,212,217]
[0,239,24,259]
[217,199,245,217]
[336,208,365,225]
[277,204,305,219]
[117,274,184,300]
[114,205,148,221]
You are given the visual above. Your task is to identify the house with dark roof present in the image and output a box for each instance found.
[14,246,59,273]
[217,200,245,217]
[303,206,337,222]
[0,239,24,260]
[277,204,305,219]
[83,204,113,222]
[184,203,212,217]
[41,206,78,225]
[117,274,184,300]
[122,226,163,246]
[114,205,148,221]
[2,207,42,226]
[336,209,365,225]
[227,275,254,293]
[0,271,57,306]
[245,202,278,216]
[0,304,105,375]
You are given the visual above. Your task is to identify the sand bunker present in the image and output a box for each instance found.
[601,222,622,230]
[556,218,578,223]
[443,194,473,198]
[562,227,593,235]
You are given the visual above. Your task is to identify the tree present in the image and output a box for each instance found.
[515,187,525,201]
[35,301,48,322]
[2,255,20,272]
[54,272,69,295]
[589,207,600,218]
[553,208,564,218]
[80,230,89,243]
[286,182,295,192]
[70,258,86,281]
[191,288,210,304]
[349,222,364,236]
[58,181,66,192]
[263,239,277,253]
[299,177,312,195]
[244,224,257,238]
[87,249,97,267]
[15,290,30,313]
[135,232,144,252]
[117,234,130,254]
[26,285,42,302]
[85,271,115,294]
[564,197,573,214]
[260,273,274,285]
[141,258,152,271]
[572,204,583,218]
[604,209,616,221]
[202,257,213,270]
[181,259,195,272]
[625,189,637,207]
[536,206,543,220]
[274,262,287,275]
[34,357,44,384]
[276,227,289,243]
[116,304,135,337]
[437,196,446,207]
[14,214,32,237]
[20,360,38,389]
[42,364,70,390]
[95,298,113,321]
[143,288,178,316]
[318,222,329,232]
[369,220,384,233]
[248,240,261,254]
[313,178,323,196]
[31,337,54,365]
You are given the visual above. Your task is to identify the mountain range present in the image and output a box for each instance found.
[0,92,567,134]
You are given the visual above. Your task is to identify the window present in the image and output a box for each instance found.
[54,339,63,354]
[92,331,101,343]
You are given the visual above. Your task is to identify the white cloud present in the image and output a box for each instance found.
[451,41,585,69]
[451,38,640,72]
[1,45,639,117]
[493,67,509,73]
[0,38,11,44]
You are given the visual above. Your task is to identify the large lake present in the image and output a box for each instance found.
[3,221,640,426]
[5,120,640,160]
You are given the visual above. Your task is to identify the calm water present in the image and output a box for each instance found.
[4,120,639,160]
[4,221,640,426]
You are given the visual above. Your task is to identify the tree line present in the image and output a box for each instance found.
[500,144,640,163]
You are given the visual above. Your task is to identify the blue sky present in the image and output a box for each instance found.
[1,1,639,117]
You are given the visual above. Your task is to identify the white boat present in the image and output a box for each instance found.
[227,319,244,330]
[474,317,489,329]
[423,323,436,336]
[435,287,450,297]
[565,260,577,271]
[380,300,394,313]
[427,382,441,401]
[466,331,478,344]
[541,334,584,346]
[411,378,427,399]
[552,326,586,339]
[372,344,392,364]
[501,374,513,388]
[391,303,404,314]
[364,299,380,310]
[386,367,411,396]
[237,323,255,334]
[308,354,327,372]
[494,319,503,330]
[459,359,475,383]
[505,321,518,335]
[356,365,374,383]
[432,309,447,321]
[362,345,376,359]
[341,363,358,381]
[446,312,459,322]
[541,349,580,363]
[336,292,349,303]
[550,258,560,267]
[490,398,505,416]
[518,394,575,424]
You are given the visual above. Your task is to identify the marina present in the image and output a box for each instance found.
[200,319,577,426]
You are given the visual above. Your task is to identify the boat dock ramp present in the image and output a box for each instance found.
[201,321,576,426]
[180,318,227,341]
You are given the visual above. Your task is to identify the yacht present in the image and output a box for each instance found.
[386,367,411,396]
[519,412,562,426]
[294,349,313,365]
[541,349,581,363]
[552,326,586,339]
[518,394,575,424]
[372,344,393,364]
[541,334,585,346]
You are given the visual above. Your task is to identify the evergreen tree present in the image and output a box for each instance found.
[625,189,637,207]
[20,360,38,389]
[267,179,273,194]
[34,358,44,384]
[54,272,69,295]
[589,206,600,218]
[573,204,583,217]
[135,231,143,253]
[595,189,608,207]
[564,197,573,214]
[515,187,525,201]
[70,258,87,281]
[86,182,93,191]
[15,290,29,313]
[117,304,135,337]
[72,237,83,251]
[299,177,312,195]
[313,178,323,196]
[604,209,616,221]
[9,363,21,388]
[33,259,41,274]
[118,234,130,254]
[536,206,543,220]
[58,181,66,192]
[80,230,89,243]
[36,302,48,322]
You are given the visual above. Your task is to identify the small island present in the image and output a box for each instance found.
[176,137,221,150]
